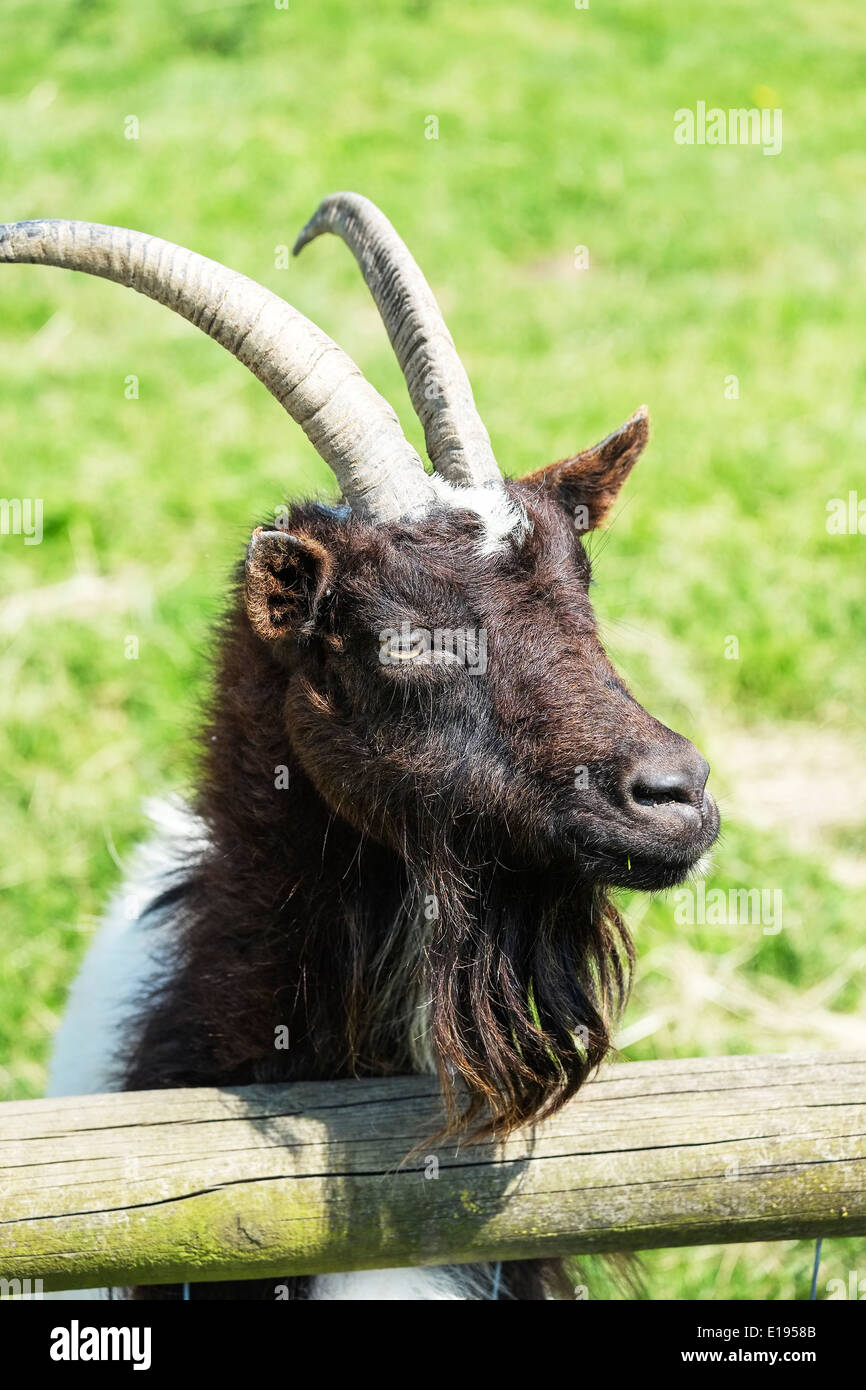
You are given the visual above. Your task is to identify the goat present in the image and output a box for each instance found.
[1,194,719,1299]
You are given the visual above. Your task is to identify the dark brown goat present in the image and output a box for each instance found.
[2,195,718,1300]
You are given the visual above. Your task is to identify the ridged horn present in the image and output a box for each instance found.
[0,219,440,524]
[293,192,502,490]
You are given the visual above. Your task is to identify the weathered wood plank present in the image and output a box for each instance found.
[0,1053,863,1290]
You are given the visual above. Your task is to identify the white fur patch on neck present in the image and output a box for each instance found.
[427,476,529,557]
[311,1264,500,1301]
[46,797,207,1099]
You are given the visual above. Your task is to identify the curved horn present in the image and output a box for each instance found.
[0,219,439,524]
[293,192,502,490]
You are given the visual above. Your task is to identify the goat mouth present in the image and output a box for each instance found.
[573,792,720,890]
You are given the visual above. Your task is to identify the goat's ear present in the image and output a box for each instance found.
[244,526,333,642]
[522,405,649,532]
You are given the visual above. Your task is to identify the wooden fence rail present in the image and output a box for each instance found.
[1,1052,864,1291]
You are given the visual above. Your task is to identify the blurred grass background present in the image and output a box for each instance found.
[0,0,864,1299]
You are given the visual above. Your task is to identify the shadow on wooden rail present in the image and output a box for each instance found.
[1,1052,864,1291]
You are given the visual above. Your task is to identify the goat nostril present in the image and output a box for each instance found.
[632,775,691,808]
[626,752,710,812]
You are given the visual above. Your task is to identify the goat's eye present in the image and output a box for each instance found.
[379,627,429,665]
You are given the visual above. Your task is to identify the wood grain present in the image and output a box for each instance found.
[0,1053,863,1290]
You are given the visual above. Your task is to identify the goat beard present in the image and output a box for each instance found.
[397,824,634,1140]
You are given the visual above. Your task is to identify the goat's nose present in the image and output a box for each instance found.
[623,747,710,821]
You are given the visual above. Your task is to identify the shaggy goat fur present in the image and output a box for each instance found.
[6,203,719,1302]
[47,469,718,1300]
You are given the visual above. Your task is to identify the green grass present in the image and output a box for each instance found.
[1,0,864,1300]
